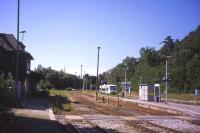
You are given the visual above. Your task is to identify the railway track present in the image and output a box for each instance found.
[56,112,183,133]
[57,92,199,132]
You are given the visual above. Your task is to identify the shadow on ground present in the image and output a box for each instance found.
[12,115,71,133]
[12,95,120,133]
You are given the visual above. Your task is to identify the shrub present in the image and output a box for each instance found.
[0,73,14,112]
[0,73,15,133]
[51,95,72,114]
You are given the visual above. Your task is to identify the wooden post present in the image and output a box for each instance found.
[103,96,105,103]
[96,91,98,101]
[107,97,109,105]
[194,89,198,105]
[195,96,197,105]
[118,94,120,107]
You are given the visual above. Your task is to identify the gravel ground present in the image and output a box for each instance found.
[70,120,106,133]
[91,120,139,133]
[151,119,200,133]
[67,92,200,133]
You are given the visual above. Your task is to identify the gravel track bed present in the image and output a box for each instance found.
[67,92,200,133]
[91,120,139,133]
[151,119,200,133]
[70,120,107,133]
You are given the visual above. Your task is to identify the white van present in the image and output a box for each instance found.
[99,84,117,94]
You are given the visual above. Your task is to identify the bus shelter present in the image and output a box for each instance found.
[139,84,160,102]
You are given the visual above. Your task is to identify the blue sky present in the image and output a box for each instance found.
[1,0,200,75]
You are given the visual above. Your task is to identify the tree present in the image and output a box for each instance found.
[160,36,174,56]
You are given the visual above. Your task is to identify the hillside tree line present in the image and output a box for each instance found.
[100,26,200,93]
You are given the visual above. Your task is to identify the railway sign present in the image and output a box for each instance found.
[121,82,131,89]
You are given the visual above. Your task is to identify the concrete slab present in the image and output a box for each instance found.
[48,108,56,121]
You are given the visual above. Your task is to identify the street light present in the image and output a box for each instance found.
[124,62,128,98]
[20,30,26,42]
[96,46,101,101]
[74,72,77,90]
[80,65,83,90]
[164,56,171,104]
[16,0,20,98]
[83,71,85,90]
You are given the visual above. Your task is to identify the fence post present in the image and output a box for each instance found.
[118,94,119,107]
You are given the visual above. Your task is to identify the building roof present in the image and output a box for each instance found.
[0,33,33,60]
[0,33,24,51]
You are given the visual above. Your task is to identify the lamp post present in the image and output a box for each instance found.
[96,46,101,101]
[20,30,26,42]
[74,72,77,90]
[124,63,127,98]
[16,0,20,98]
[165,56,171,104]
[139,76,142,84]
[80,65,83,90]
[83,71,85,90]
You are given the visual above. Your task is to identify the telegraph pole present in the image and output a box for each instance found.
[96,46,101,101]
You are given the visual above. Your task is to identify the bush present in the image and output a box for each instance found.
[38,80,52,91]
[0,73,14,112]
[51,95,72,114]
[0,73,15,133]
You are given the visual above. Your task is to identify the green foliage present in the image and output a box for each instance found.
[0,73,14,112]
[35,66,84,90]
[35,65,97,90]
[102,25,200,93]
[51,95,72,114]
[168,93,200,101]
[0,73,15,133]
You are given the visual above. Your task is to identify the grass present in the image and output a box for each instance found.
[168,93,200,101]
[49,89,70,97]
[48,89,73,114]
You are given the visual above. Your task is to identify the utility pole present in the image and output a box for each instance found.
[16,0,20,98]
[96,46,101,101]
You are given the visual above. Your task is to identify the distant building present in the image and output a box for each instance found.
[0,33,41,98]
